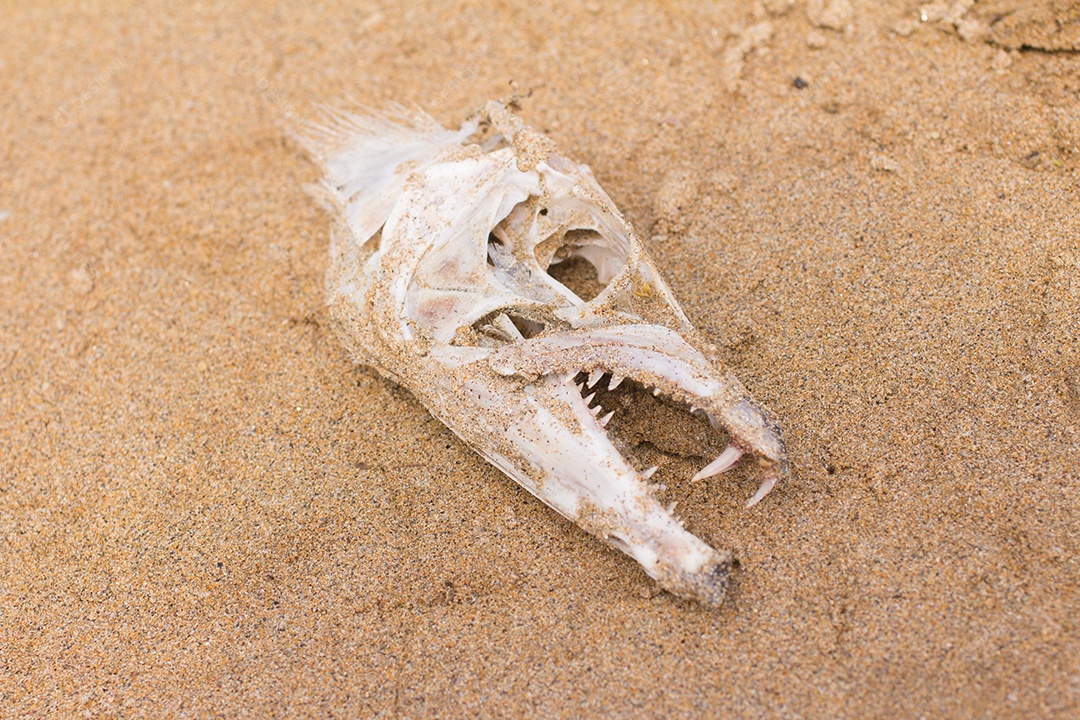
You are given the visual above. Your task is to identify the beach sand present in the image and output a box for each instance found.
[1,1,1078,717]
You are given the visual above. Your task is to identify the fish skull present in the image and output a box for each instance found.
[299,101,788,607]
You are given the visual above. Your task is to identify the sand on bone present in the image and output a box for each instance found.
[1,1,1078,718]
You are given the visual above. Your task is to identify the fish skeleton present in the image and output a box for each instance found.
[298,101,788,607]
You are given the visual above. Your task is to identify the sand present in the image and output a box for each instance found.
[1,0,1078,717]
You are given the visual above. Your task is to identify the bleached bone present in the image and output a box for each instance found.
[298,101,788,607]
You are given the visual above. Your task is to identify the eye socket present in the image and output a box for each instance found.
[486,198,630,305]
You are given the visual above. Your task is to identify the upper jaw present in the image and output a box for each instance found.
[487,322,789,506]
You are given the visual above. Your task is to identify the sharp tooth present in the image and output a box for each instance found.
[746,472,777,508]
[598,410,614,427]
[609,374,624,390]
[587,370,604,389]
[691,444,744,482]
[641,465,659,479]
[583,392,596,406]
[653,387,662,397]
[591,405,602,416]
